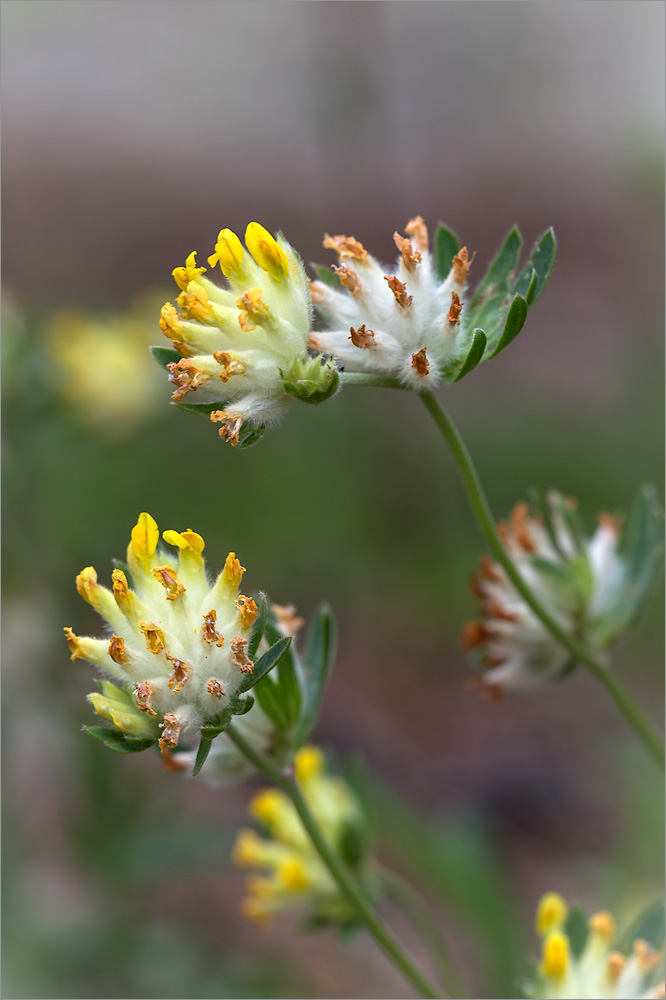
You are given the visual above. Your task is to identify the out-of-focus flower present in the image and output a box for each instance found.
[158,223,338,447]
[46,296,167,436]
[233,746,368,926]
[64,512,282,753]
[308,217,555,390]
[461,487,664,695]
[525,892,664,999]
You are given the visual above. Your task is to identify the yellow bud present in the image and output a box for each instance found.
[279,857,310,893]
[541,931,570,980]
[172,250,206,291]
[249,788,287,828]
[63,626,84,660]
[112,568,134,611]
[131,512,159,566]
[245,222,289,280]
[208,228,245,278]
[294,745,324,784]
[223,552,246,589]
[589,911,616,942]
[536,892,569,936]
[163,528,206,559]
[87,691,153,737]
[76,566,99,605]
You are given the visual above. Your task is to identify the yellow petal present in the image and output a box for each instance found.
[131,512,159,566]
[209,228,245,278]
[536,892,569,936]
[245,222,288,280]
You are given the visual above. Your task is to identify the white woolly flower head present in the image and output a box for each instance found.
[64,512,290,755]
[308,216,556,390]
[157,222,337,447]
[526,892,664,1000]
[462,486,664,695]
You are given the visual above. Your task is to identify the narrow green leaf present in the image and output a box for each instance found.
[150,345,182,370]
[192,735,214,776]
[253,676,290,730]
[84,727,156,754]
[240,636,292,693]
[470,227,523,310]
[312,264,340,289]
[248,593,268,659]
[434,223,461,281]
[295,605,337,746]
[173,399,230,416]
[453,329,487,382]
[528,227,557,305]
[489,294,528,358]
[616,900,665,952]
[276,646,302,727]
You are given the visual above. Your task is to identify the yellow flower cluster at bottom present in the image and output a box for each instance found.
[233,746,363,925]
[530,892,664,1000]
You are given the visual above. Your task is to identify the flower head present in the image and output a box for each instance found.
[308,217,555,390]
[157,223,337,446]
[233,746,368,925]
[526,892,664,999]
[65,512,271,753]
[462,486,664,695]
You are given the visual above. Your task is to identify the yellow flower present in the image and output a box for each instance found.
[528,892,664,999]
[65,512,266,752]
[158,223,338,446]
[233,747,366,925]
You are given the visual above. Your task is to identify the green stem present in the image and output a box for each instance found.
[226,724,442,999]
[377,863,469,999]
[417,390,665,772]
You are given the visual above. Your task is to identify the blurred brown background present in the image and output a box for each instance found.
[2,2,664,998]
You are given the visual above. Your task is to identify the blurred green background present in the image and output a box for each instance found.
[2,2,664,997]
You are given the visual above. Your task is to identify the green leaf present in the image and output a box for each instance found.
[513,266,538,304]
[525,227,557,306]
[295,605,337,746]
[150,345,182,370]
[312,263,340,289]
[616,900,665,953]
[452,329,487,382]
[83,726,157,754]
[248,593,268,659]
[192,735,214,776]
[564,906,589,959]
[253,675,290,730]
[238,423,267,449]
[470,226,523,311]
[275,645,302,727]
[488,294,528,358]
[239,636,292,693]
[173,399,230,416]
[434,223,461,281]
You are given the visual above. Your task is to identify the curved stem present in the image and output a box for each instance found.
[226,724,442,999]
[376,863,469,999]
[417,390,664,772]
